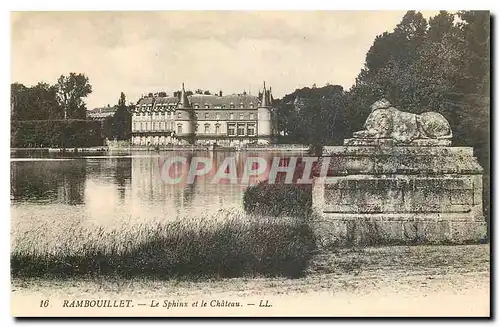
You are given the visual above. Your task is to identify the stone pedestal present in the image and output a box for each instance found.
[312,140,486,245]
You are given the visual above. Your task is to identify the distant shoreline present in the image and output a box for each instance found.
[10,145,309,153]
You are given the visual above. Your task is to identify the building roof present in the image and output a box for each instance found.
[189,94,259,107]
[138,96,179,105]
[88,106,117,114]
[134,82,274,112]
[135,93,262,112]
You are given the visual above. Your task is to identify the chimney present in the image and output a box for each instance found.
[219,90,223,97]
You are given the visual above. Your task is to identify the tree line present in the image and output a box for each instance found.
[11,73,92,121]
[11,73,135,147]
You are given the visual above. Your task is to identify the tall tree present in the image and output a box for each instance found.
[56,73,92,119]
[276,84,344,149]
[111,92,131,141]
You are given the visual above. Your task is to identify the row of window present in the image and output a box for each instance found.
[197,124,221,134]
[193,103,254,109]
[227,123,255,137]
[133,121,256,136]
[138,103,255,110]
[133,121,176,131]
[134,112,257,120]
[134,112,176,118]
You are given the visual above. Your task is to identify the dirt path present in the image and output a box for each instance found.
[12,244,490,317]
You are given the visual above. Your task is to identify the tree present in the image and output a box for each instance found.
[276,84,344,150]
[427,10,455,42]
[56,73,92,119]
[111,92,131,141]
[11,82,61,121]
[347,9,490,171]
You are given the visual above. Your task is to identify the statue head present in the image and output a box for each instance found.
[370,98,391,112]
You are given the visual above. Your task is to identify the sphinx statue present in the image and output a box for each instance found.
[352,99,452,144]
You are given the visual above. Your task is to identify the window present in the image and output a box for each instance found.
[237,123,245,136]
[205,113,209,119]
[230,104,235,109]
[177,124,183,134]
[249,103,254,108]
[140,122,144,131]
[239,113,244,120]
[204,124,210,134]
[153,122,156,130]
[215,124,220,134]
[249,113,255,120]
[133,122,136,131]
[204,104,210,109]
[146,122,150,130]
[196,124,199,132]
[159,122,163,130]
[194,104,199,109]
[229,113,234,120]
[240,102,244,108]
[228,123,236,136]
[177,112,182,119]
[247,123,256,136]
[216,112,220,120]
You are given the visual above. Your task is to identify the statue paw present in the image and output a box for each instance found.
[353,130,379,138]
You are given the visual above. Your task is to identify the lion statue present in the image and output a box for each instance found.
[352,99,452,144]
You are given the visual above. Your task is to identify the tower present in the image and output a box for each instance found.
[257,81,273,144]
[175,83,195,143]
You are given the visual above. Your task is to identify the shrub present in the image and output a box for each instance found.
[11,119,104,148]
[243,182,312,217]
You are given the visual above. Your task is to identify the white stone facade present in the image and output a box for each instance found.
[130,83,277,146]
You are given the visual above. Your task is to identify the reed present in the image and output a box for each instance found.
[11,213,317,280]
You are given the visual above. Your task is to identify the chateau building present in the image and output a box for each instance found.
[130,82,277,146]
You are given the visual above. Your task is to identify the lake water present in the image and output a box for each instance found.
[11,150,305,239]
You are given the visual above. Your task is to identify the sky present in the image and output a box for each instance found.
[11,11,441,109]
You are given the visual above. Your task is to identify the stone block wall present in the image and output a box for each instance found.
[312,144,486,245]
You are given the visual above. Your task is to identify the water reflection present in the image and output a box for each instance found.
[11,160,87,205]
[11,151,299,229]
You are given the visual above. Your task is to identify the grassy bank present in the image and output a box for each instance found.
[11,215,317,280]
[12,244,490,294]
